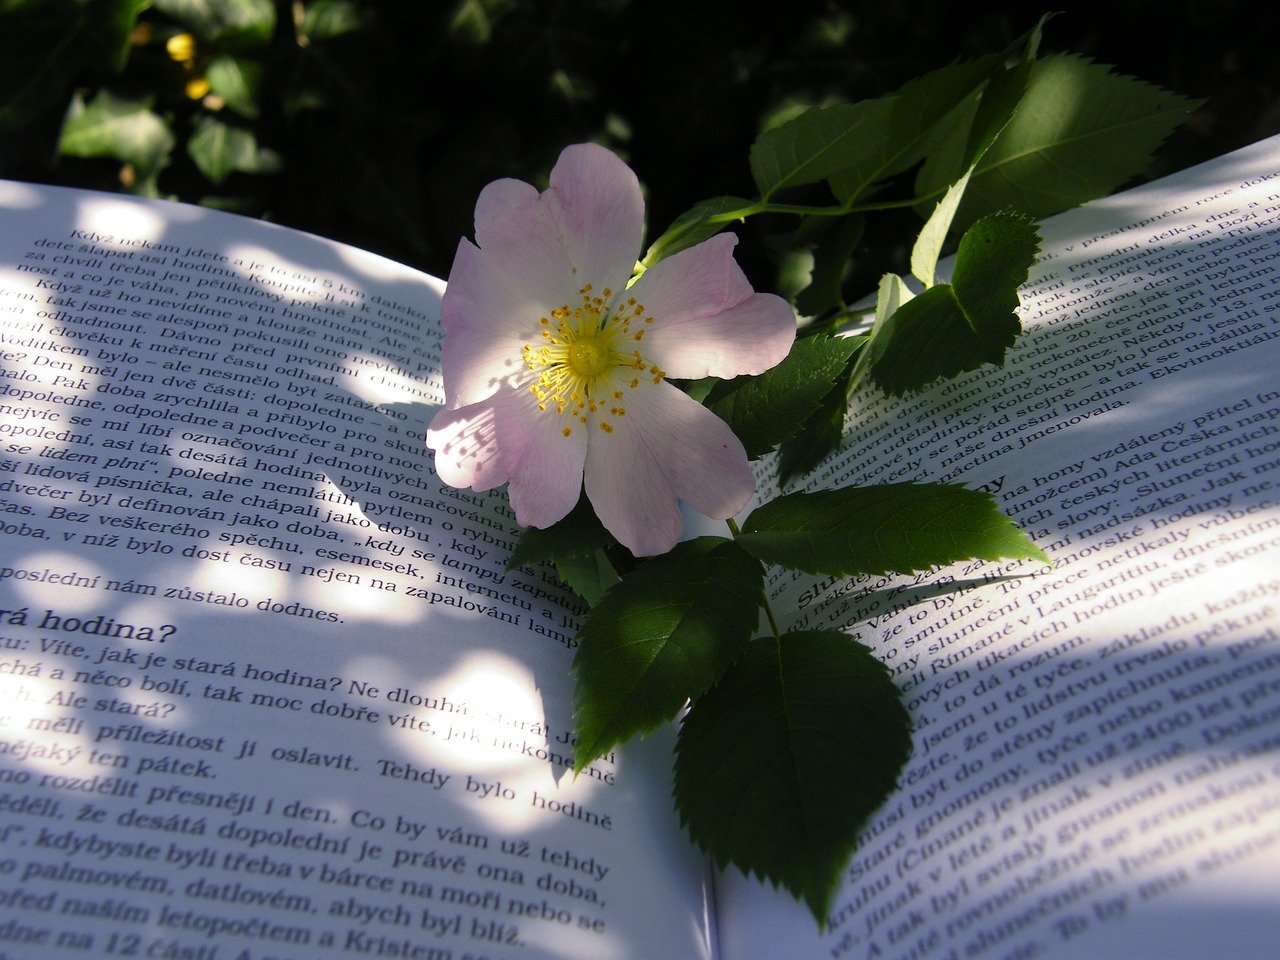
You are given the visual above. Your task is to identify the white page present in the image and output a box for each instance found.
[716,135,1280,960]
[0,180,713,960]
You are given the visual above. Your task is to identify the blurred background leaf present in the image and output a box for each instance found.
[3,0,1278,291]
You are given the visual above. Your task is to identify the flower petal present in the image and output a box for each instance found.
[439,144,649,408]
[632,233,796,379]
[504,394,589,532]
[543,143,645,297]
[469,144,642,312]
[470,176,582,308]
[583,382,754,556]
[432,143,789,557]
[438,240,540,407]
[428,388,588,531]
[426,396,514,494]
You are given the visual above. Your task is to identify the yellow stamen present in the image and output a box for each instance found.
[521,284,660,437]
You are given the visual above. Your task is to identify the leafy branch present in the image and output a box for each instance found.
[512,12,1198,925]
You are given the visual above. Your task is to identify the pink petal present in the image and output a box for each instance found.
[438,240,541,407]
[470,177,583,309]
[503,390,589,531]
[468,144,642,313]
[583,383,754,556]
[427,388,587,531]
[426,396,514,493]
[439,144,651,408]
[632,233,796,379]
[544,144,645,296]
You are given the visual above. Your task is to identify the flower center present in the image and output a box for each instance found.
[522,284,663,438]
[568,336,612,378]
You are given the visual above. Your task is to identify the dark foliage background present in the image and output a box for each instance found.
[3,0,1278,292]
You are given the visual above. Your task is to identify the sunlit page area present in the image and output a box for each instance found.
[0,180,715,960]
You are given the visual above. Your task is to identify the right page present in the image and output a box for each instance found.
[716,134,1280,960]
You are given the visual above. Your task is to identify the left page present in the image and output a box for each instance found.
[0,180,713,960]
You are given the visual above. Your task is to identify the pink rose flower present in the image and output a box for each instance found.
[428,143,795,556]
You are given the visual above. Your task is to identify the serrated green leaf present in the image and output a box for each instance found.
[874,271,913,327]
[505,497,620,607]
[1006,10,1056,63]
[959,58,1034,173]
[59,90,174,178]
[775,374,851,488]
[775,332,865,486]
[187,115,278,183]
[841,272,911,405]
[916,53,1201,233]
[910,168,973,289]
[704,335,860,459]
[571,538,763,768]
[205,56,261,119]
[506,494,615,571]
[551,549,619,608]
[738,482,1049,576]
[828,56,1001,203]
[908,61,1032,288]
[675,630,911,923]
[871,212,1039,395]
[639,196,754,271]
[750,98,893,200]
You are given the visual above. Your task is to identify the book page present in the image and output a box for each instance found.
[716,135,1280,960]
[0,181,714,960]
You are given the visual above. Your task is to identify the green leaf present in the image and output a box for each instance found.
[827,56,1001,203]
[154,0,276,46]
[775,374,852,488]
[906,60,1032,287]
[301,0,364,41]
[916,53,1202,233]
[571,538,764,768]
[778,325,870,488]
[187,115,279,183]
[0,0,147,132]
[959,57,1034,172]
[870,212,1039,395]
[750,55,1018,210]
[675,630,911,923]
[792,214,863,318]
[750,98,893,200]
[639,196,754,271]
[873,271,913,327]
[841,272,911,407]
[205,56,262,119]
[704,334,860,459]
[551,550,620,608]
[505,497,627,607]
[506,494,615,571]
[910,168,973,288]
[738,482,1049,577]
[59,90,174,183]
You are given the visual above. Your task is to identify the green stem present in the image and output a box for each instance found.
[703,191,935,226]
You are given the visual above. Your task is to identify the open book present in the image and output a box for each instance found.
[1,133,1278,959]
